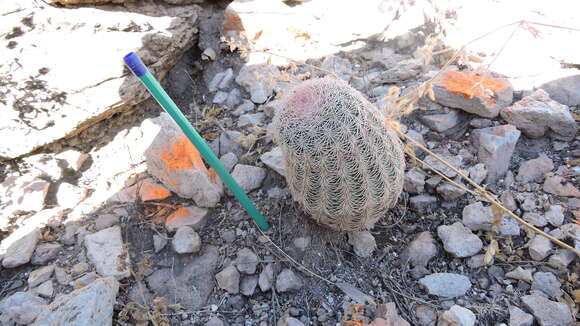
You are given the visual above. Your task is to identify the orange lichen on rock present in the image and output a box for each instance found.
[165,206,208,232]
[437,71,510,107]
[139,180,171,201]
[158,136,207,175]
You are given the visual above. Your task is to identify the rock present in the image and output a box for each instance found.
[146,246,218,310]
[438,305,476,326]
[55,266,72,285]
[226,89,242,107]
[468,163,487,184]
[31,243,62,265]
[0,292,47,325]
[172,226,202,254]
[523,212,547,227]
[213,91,228,105]
[528,235,552,261]
[238,112,265,127]
[418,110,466,133]
[500,89,577,140]
[539,75,580,106]
[29,265,55,288]
[471,125,520,184]
[321,55,353,81]
[84,226,130,279]
[205,316,226,326]
[2,228,41,268]
[348,231,376,258]
[500,214,521,236]
[56,183,87,209]
[34,280,54,298]
[462,202,495,231]
[165,206,208,232]
[220,152,238,172]
[293,237,310,251]
[509,306,533,326]
[531,272,563,299]
[501,191,518,211]
[405,129,426,154]
[55,149,89,172]
[276,269,303,292]
[145,113,223,207]
[432,70,513,118]
[153,234,168,253]
[72,262,90,276]
[375,302,410,326]
[548,249,576,269]
[422,153,462,178]
[404,170,425,194]
[217,130,244,157]
[543,175,580,197]
[545,205,565,227]
[260,147,287,177]
[0,3,201,159]
[415,304,437,326]
[34,277,118,326]
[505,267,533,283]
[233,100,256,116]
[437,182,466,201]
[521,294,574,326]
[419,273,471,298]
[95,214,120,231]
[277,316,305,326]
[410,195,438,213]
[216,265,240,294]
[240,275,259,296]
[235,248,259,274]
[437,222,483,258]
[516,155,554,183]
[403,232,437,267]
[259,263,274,292]
[231,164,266,192]
[236,64,280,104]
[470,118,492,129]
[138,179,171,201]
[208,70,228,92]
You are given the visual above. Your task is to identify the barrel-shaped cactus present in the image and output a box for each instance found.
[272,77,405,231]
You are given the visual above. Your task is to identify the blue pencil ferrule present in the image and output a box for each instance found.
[123,52,148,77]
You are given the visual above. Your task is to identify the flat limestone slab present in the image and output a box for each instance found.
[0,1,200,159]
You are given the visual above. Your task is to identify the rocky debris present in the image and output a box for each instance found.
[138,179,171,201]
[238,112,265,127]
[509,305,534,326]
[321,55,354,81]
[505,266,533,283]
[0,2,201,159]
[531,272,563,299]
[233,100,256,116]
[414,304,437,326]
[472,124,520,184]
[31,243,62,265]
[260,147,287,177]
[543,175,580,197]
[145,246,218,310]
[213,91,228,104]
[277,316,305,326]
[348,231,377,258]
[153,234,168,253]
[84,226,130,279]
[34,280,54,298]
[2,228,41,268]
[293,237,310,251]
[28,264,55,288]
[95,214,120,231]
[0,292,47,325]
[55,266,72,285]
[523,212,547,227]
[165,206,208,232]
[544,205,564,227]
[438,305,476,326]
[468,163,487,184]
[462,202,495,231]
[216,265,240,294]
[548,249,576,269]
[55,149,89,172]
[437,182,466,201]
[374,302,410,326]
[72,262,90,276]
[418,109,467,133]
[235,64,280,103]
[539,75,580,106]
[521,294,574,326]
[528,235,552,261]
[231,164,267,192]
[516,155,554,183]
[208,68,233,92]
[172,226,202,254]
[276,269,303,292]
[34,277,119,326]
[409,195,438,213]
[1,175,50,216]
[240,275,259,296]
[432,70,513,118]
[419,273,471,298]
[403,170,425,194]
[145,113,223,207]
[403,232,437,267]
[220,152,239,172]
[205,316,226,326]
[235,248,259,274]
[500,89,577,140]
[437,222,483,257]
[422,153,462,178]
[259,263,274,292]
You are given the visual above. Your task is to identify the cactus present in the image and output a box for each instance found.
[272,77,405,231]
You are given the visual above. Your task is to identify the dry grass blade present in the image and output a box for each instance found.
[396,129,580,257]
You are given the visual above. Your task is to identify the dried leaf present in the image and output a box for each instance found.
[573,289,580,303]
[491,203,504,234]
[483,239,499,265]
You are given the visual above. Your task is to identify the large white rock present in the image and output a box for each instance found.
[84,226,130,279]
